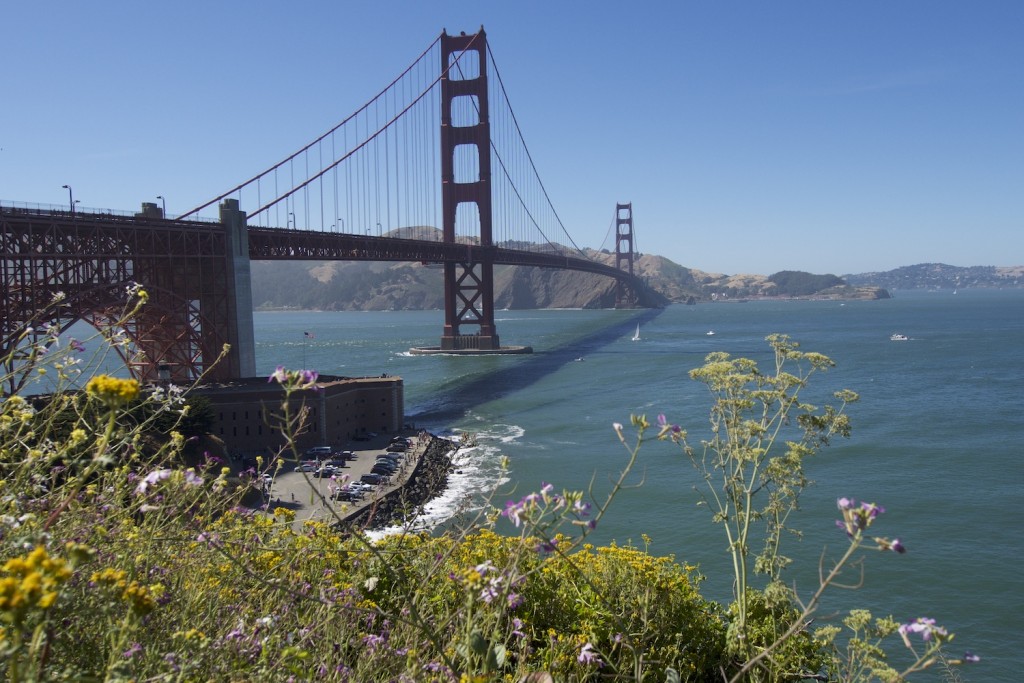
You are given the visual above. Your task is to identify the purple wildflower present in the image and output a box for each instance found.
[536,537,558,554]
[480,580,501,604]
[502,500,525,527]
[578,642,603,667]
[268,365,288,384]
[69,338,86,352]
[197,532,220,545]
[573,500,591,517]
[122,642,142,659]
[363,633,387,651]
[898,617,948,643]
[837,497,886,536]
[657,413,683,436]
[136,469,172,494]
[861,502,885,518]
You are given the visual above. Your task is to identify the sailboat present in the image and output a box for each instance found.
[631,323,641,341]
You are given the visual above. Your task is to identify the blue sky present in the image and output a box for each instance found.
[2,1,1021,275]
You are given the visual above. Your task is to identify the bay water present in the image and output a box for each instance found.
[255,289,1024,680]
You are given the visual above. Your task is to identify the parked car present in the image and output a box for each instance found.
[327,458,347,468]
[385,443,407,453]
[374,457,399,469]
[333,487,362,501]
[297,461,318,472]
[371,464,395,477]
[314,465,336,478]
[304,446,333,459]
[360,473,383,485]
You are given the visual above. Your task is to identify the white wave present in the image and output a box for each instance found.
[365,424,520,540]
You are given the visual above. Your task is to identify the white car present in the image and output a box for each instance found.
[297,461,318,472]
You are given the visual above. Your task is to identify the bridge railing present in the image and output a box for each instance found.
[0,200,220,223]
[1,200,135,217]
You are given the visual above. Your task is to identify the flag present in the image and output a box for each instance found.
[304,331,315,339]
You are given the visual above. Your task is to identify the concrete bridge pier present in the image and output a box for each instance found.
[219,199,256,378]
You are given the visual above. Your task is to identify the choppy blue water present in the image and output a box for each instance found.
[255,289,1024,681]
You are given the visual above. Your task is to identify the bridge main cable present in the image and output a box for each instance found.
[175,34,446,221]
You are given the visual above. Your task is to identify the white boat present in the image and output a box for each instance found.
[890,333,909,341]
[706,330,715,336]
[631,324,641,341]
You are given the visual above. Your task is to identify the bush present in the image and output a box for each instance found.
[0,295,975,681]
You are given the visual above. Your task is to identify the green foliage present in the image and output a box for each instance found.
[677,334,858,656]
[0,300,974,682]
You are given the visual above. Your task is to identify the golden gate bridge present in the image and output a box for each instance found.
[2,28,653,385]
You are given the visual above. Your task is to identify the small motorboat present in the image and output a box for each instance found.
[890,333,909,341]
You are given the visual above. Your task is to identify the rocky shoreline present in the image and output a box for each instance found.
[335,435,458,533]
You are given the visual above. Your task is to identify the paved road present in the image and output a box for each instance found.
[258,433,425,529]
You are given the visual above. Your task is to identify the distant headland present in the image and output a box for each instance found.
[251,255,1022,312]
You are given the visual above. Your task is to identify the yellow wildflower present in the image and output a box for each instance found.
[0,546,72,624]
[86,374,140,406]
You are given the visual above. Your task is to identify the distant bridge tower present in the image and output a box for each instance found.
[614,202,638,308]
[438,28,500,351]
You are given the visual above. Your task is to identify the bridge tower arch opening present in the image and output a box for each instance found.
[438,28,500,352]
[614,202,638,308]
[0,204,255,386]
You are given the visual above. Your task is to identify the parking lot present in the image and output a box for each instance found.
[258,433,424,529]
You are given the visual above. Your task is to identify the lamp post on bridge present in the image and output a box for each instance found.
[156,195,166,218]
[288,212,296,229]
[61,185,74,214]
[376,222,382,237]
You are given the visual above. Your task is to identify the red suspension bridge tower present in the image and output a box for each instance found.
[434,28,519,353]
[614,202,638,308]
